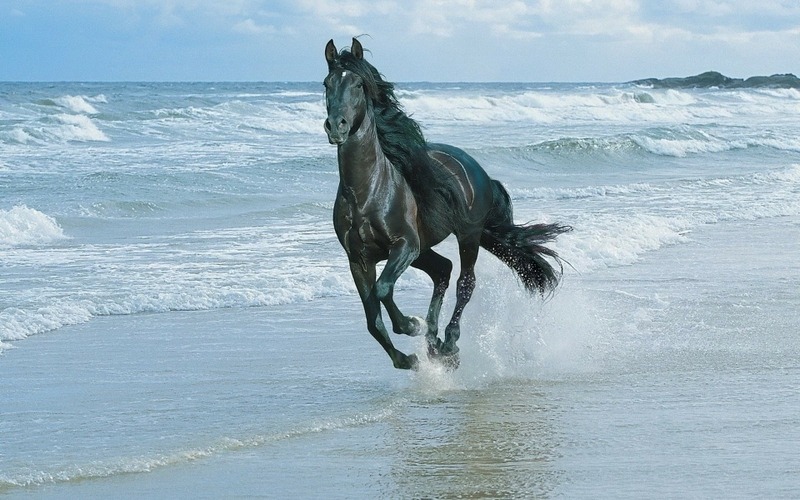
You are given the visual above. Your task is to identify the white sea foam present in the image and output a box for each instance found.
[553,213,691,272]
[632,133,740,157]
[0,206,66,248]
[515,164,800,206]
[513,182,658,201]
[88,93,108,104]
[400,85,800,144]
[272,90,318,98]
[151,100,323,137]
[512,163,800,274]
[0,405,399,489]
[1,108,108,145]
[0,276,352,346]
[0,221,357,345]
[4,162,798,347]
[1,127,35,144]
[54,113,109,141]
[403,88,712,127]
[754,135,800,152]
[55,95,99,114]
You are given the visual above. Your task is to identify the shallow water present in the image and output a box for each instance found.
[2,81,800,497]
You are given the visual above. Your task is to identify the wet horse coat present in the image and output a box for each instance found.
[324,38,570,370]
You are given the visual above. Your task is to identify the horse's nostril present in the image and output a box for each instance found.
[324,119,332,131]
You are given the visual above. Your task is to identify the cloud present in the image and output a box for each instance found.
[292,0,800,44]
[233,18,274,35]
[293,0,398,34]
[47,0,800,44]
[293,0,800,80]
[5,0,799,81]
[65,0,277,32]
[405,0,538,38]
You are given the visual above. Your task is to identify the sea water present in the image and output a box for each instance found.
[1,82,799,497]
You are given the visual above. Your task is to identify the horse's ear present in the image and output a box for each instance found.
[351,38,363,60]
[325,39,338,68]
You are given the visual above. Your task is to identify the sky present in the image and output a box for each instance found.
[1,0,799,82]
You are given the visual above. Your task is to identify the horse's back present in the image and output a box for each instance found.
[426,143,492,211]
[421,142,495,245]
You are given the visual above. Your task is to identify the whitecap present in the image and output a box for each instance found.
[1,127,34,144]
[54,114,109,142]
[551,213,691,273]
[633,134,736,157]
[88,94,108,104]
[54,95,99,114]
[0,205,66,248]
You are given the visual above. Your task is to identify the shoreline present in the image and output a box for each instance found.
[3,215,800,498]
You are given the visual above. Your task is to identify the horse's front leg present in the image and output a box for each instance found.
[349,260,418,370]
[375,238,428,338]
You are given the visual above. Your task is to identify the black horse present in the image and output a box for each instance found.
[324,38,570,370]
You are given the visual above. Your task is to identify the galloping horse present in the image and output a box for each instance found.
[324,38,570,370]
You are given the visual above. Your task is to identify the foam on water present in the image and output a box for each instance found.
[149,96,324,139]
[554,213,691,272]
[2,81,800,498]
[54,95,100,114]
[494,127,800,161]
[2,114,109,145]
[0,220,358,347]
[1,84,798,344]
[54,113,109,142]
[3,159,798,349]
[408,271,621,392]
[0,205,66,248]
[0,404,401,491]
[401,86,778,128]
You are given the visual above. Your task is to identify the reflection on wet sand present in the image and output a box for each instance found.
[385,379,565,498]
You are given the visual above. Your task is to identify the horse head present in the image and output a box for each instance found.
[323,38,368,145]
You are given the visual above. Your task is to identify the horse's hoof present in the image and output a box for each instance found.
[426,343,460,370]
[394,316,428,337]
[439,351,460,370]
[409,316,428,337]
[432,352,459,371]
[394,353,419,370]
[427,338,444,359]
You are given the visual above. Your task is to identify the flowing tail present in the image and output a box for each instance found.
[480,180,572,295]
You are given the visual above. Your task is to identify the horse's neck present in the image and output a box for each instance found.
[337,112,393,201]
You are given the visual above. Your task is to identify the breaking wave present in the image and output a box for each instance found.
[0,205,66,248]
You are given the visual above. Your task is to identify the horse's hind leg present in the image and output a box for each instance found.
[409,249,452,350]
[442,236,480,356]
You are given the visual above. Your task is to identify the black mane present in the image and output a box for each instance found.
[333,49,467,229]
[333,49,425,171]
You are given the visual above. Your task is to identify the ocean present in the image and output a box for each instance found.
[1,81,799,498]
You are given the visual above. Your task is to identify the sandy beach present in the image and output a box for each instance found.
[4,216,800,498]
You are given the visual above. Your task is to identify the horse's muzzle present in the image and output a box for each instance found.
[324,116,348,145]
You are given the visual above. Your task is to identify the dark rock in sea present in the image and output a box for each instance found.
[740,74,800,88]
[631,71,800,89]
